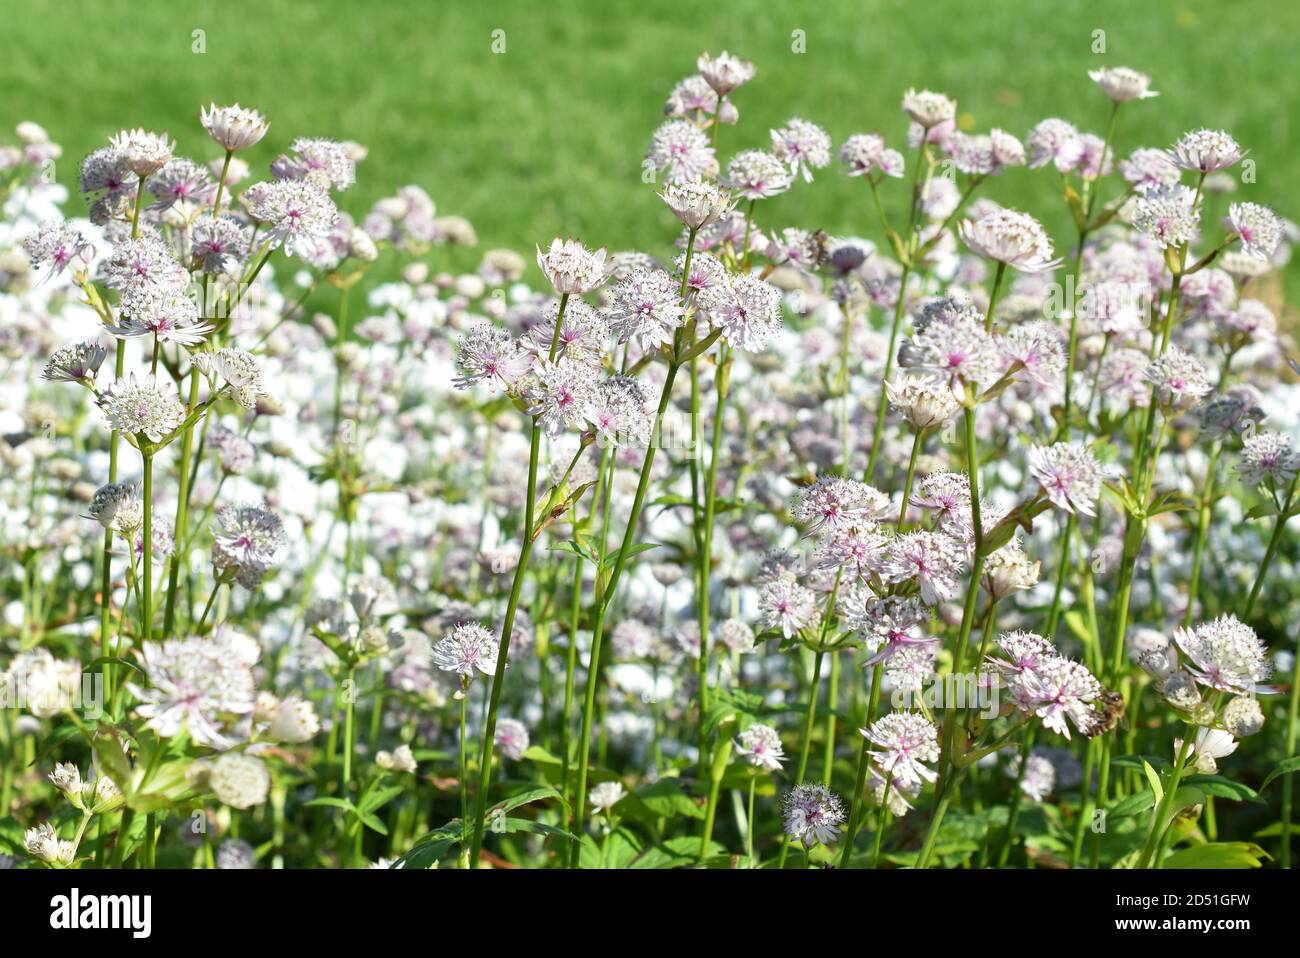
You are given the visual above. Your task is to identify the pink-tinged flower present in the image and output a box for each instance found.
[1169,129,1244,173]
[201,103,270,152]
[432,622,500,678]
[696,50,755,96]
[959,208,1061,273]
[862,712,940,790]
[770,117,832,182]
[535,237,609,295]
[879,531,966,606]
[1172,615,1272,694]
[902,89,956,128]
[1025,118,1083,172]
[1018,657,1103,740]
[1237,432,1299,487]
[1028,442,1102,517]
[782,784,845,848]
[758,574,817,639]
[527,357,600,437]
[23,221,93,283]
[791,475,890,538]
[494,718,530,760]
[1132,184,1200,248]
[1143,346,1212,410]
[736,724,785,771]
[840,133,905,179]
[608,266,686,349]
[647,120,717,186]
[1224,202,1283,260]
[128,633,258,749]
[724,150,793,201]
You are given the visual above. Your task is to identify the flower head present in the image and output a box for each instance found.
[1028,442,1102,517]
[724,150,793,201]
[536,238,609,295]
[648,120,717,185]
[1224,202,1283,260]
[1170,129,1244,173]
[782,784,845,848]
[959,208,1061,273]
[128,633,258,749]
[201,103,270,152]
[1088,66,1158,102]
[1173,615,1271,694]
[862,712,940,790]
[99,372,184,442]
[659,181,733,230]
[696,50,755,96]
[109,128,174,176]
[432,622,500,678]
[736,724,785,771]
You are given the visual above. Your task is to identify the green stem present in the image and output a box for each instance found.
[776,649,825,869]
[1243,476,1296,619]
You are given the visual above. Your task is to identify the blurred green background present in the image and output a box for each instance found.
[2,0,1296,292]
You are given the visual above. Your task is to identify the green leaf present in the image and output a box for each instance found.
[490,786,564,816]
[629,779,705,821]
[500,817,577,842]
[676,328,723,364]
[304,797,356,812]
[1162,842,1270,869]
[600,542,659,569]
[1181,775,1262,803]
[1260,756,1300,791]
[359,785,406,815]
[1108,789,1156,820]
[520,745,563,766]
[396,822,463,868]
[1243,501,1279,520]
[631,836,723,869]
[1142,760,1163,804]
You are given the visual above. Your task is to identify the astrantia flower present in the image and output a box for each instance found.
[149,157,215,210]
[902,89,956,128]
[1025,118,1083,172]
[992,630,1059,677]
[1119,147,1181,190]
[1132,184,1200,248]
[724,150,793,201]
[899,306,1001,394]
[770,117,832,182]
[696,49,755,96]
[591,376,652,446]
[191,214,251,274]
[1074,133,1115,180]
[1013,753,1056,802]
[840,133,904,178]
[80,146,137,196]
[765,228,822,271]
[209,753,270,809]
[212,502,286,587]
[880,531,966,606]
[959,208,1061,273]
[273,137,356,191]
[589,781,627,814]
[42,340,108,383]
[113,287,212,345]
[1088,66,1158,102]
[454,323,533,390]
[712,273,782,351]
[88,481,141,534]
[129,634,257,749]
[536,237,609,295]
[648,120,717,186]
[981,538,1041,599]
[526,298,610,364]
[432,622,500,678]
[862,712,940,790]
[25,822,75,866]
[664,74,719,116]
[99,372,184,442]
[607,266,686,349]
[266,697,320,744]
[102,233,187,293]
[1237,432,1300,487]
[782,784,845,848]
[885,372,961,430]
[1028,442,1102,517]
[495,718,530,761]
[718,618,756,653]
[201,103,270,152]
[1170,129,1244,173]
[659,180,733,230]
[198,347,264,409]
[1223,697,1265,738]
[736,724,785,771]
[758,574,817,639]
[3,649,81,718]
[1224,202,1283,260]
[1174,728,1239,775]
[23,221,91,282]
[791,475,890,538]
[1019,657,1103,740]
[848,594,934,665]
[1143,346,1212,410]
[217,840,256,870]
[1000,320,1065,385]
[612,620,657,661]
[109,128,174,176]
[1220,299,1276,343]
[244,179,339,256]
[1173,615,1271,694]
[528,357,599,437]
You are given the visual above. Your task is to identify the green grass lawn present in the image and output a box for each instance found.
[2,0,1297,295]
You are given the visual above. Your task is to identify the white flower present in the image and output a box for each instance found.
[1175,728,1238,775]
[736,724,785,771]
[536,238,609,295]
[201,103,270,151]
[1088,66,1158,102]
[588,781,627,814]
